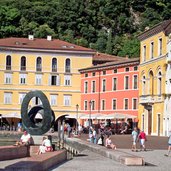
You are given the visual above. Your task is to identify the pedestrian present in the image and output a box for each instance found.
[164,130,171,157]
[105,135,116,150]
[131,127,138,152]
[14,130,31,146]
[92,127,97,144]
[37,136,53,155]
[138,130,147,151]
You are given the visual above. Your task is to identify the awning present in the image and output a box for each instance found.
[107,113,137,119]
[1,113,21,119]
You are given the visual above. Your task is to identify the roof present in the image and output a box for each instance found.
[93,52,125,62]
[79,58,140,73]
[0,37,95,53]
[138,20,171,41]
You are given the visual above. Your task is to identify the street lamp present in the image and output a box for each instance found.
[89,100,92,131]
[76,104,79,135]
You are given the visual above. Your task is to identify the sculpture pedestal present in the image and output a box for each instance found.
[31,135,44,145]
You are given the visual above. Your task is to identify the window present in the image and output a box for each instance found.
[92,81,96,93]
[4,73,12,84]
[113,69,117,73]
[158,72,162,95]
[64,95,71,106]
[84,81,88,93]
[133,99,138,110]
[134,66,138,71]
[102,71,106,75]
[91,100,95,110]
[20,56,26,71]
[6,55,11,70]
[133,75,138,89]
[159,38,162,56]
[65,58,71,73]
[36,57,42,72]
[34,97,41,105]
[50,75,60,86]
[84,101,88,110]
[85,73,88,77]
[124,99,128,110]
[112,99,117,110]
[113,78,117,91]
[125,67,129,72]
[19,93,26,104]
[151,42,154,59]
[50,94,57,106]
[143,46,146,61]
[92,72,96,76]
[35,74,42,85]
[102,79,106,92]
[52,58,57,72]
[4,92,12,104]
[20,73,27,84]
[101,100,105,110]
[142,76,146,95]
[64,75,71,86]
[124,76,129,89]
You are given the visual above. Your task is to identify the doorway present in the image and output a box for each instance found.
[157,114,160,136]
[148,109,152,135]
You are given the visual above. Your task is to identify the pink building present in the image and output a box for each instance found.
[79,56,139,128]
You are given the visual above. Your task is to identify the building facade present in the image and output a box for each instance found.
[0,35,95,128]
[138,20,171,136]
[79,56,139,126]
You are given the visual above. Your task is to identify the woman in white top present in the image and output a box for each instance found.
[37,136,52,154]
[105,135,116,150]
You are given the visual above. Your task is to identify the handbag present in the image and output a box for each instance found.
[97,137,102,145]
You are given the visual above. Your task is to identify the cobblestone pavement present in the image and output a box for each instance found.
[50,149,171,171]
[78,134,168,150]
[50,134,170,171]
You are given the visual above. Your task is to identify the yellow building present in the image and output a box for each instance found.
[0,35,95,129]
[138,20,171,136]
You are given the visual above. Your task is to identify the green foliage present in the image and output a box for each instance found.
[0,0,171,57]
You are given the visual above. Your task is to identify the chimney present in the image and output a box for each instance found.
[47,35,52,41]
[28,35,34,40]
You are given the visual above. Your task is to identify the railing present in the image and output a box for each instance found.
[139,94,164,104]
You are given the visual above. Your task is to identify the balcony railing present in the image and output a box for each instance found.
[139,94,164,104]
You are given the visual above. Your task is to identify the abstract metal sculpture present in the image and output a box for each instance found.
[21,90,54,135]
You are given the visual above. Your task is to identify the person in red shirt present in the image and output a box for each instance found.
[138,130,147,151]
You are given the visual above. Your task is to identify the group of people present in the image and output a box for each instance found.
[14,130,53,155]
[131,127,147,152]
[89,126,117,150]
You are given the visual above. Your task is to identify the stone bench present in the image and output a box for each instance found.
[0,145,28,161]
[5,150,67,171]
[65,137,145,166]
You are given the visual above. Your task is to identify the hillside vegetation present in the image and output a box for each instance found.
[0,0,171,57]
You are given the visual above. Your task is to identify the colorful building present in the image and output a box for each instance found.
[79,55,139,128]
[0,35,95,129]
[138,20,171,136]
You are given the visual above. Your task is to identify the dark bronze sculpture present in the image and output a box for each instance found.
[21,90,54,135]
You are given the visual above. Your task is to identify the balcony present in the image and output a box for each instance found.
[139,95,155,104]
[139,95,165,104]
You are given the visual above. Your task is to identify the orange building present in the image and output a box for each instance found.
[79,55,139,129]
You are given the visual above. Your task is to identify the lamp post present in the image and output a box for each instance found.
[76,104,79,135]
[89,100,92,132]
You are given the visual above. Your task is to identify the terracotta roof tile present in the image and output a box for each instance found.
[79,58,139,72]
[138,20,171,41]
[0,37,95,52]
[93,52,125,62]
